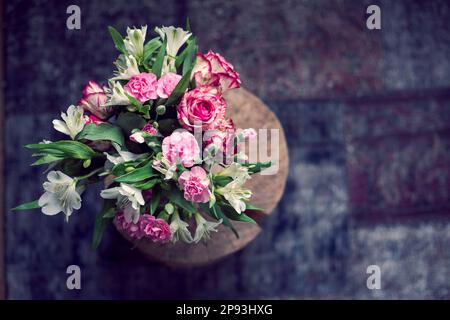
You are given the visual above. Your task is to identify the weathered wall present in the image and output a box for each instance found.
[4,0,450,299]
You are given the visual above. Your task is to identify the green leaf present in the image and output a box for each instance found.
[152,36,167,77]
[243,161,272,174]
[103,207,117,218]
[12,200,40,211]
[134,179,159,190]
[116,112,147,135]
[221,203,257,224]
[31,154,63,166]
[108,26,126,54]
[143,37,162,67]
[125,92,143,109]
[165,64,194,106]
[150,188,161,215]
[201,203,239,238]
[26,141,97,161]
[92,202,115,249]
[182,38,197,76]
[163,189,196,214]
[76,123,125,148]
[114,161,156,183]
[245,203,265,212]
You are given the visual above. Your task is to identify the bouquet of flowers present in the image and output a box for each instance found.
[13,24,271,248]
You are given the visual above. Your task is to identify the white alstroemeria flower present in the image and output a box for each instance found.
[217,163,251,182]
[216,178,252,214]
[38,171,81,221]
[100,183,145,223]
[52,105,85,140]
[124,26,147,59]
[193,213,222,243]
[170,211,193,244]
[104,81,130,106]
[111,55,140,81]
[152,158,177,180]
[155,26,191,73]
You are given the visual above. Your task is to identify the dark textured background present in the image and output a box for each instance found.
[3,0,450,299]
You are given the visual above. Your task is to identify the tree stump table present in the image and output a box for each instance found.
[117,88,289,267]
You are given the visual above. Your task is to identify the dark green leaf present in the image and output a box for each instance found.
[26,141,97,160]
[143,37,162,66]
[12,200,40,211]
[201,203,238,238]
[114,161,156,183]
[182,38,197,76]
[152,36,167,77]
[116,112,147,135]
[92,201,115,249]
[76,123,125,148]
[108,26,126,54]
[134,178,159,190]
[245,203,265,212]
[150,188,161,215]
[221,203,257,224]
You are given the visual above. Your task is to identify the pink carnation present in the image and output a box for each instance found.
[178,166,211,203]
[139,215,171,243]
[78,81,110,119]
[124,73,158,103]
[114,212,143,239]
[142,123,159,136]
[192,51,241,92]
[177,86,227,131]
[162,130,200,168]
[157,72,182,98]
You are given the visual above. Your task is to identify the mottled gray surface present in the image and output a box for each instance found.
[4,0,450,299]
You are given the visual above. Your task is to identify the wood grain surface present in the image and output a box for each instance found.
[118,88,289,267]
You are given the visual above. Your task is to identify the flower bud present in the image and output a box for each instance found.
[156,105,166,115]
[164,203,175,215]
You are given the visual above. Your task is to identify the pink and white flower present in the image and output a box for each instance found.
[78,81,110,119]
[83,114,103,125]
[124,73,158,103]
[129,123,159,143]
[157,72,182,98]
[177,86,227,131]
[162,130,200,168]
[139,215,171,243]
[192,51,241,92]
[178,166,211,203]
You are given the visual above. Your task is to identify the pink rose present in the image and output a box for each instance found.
[114,211,143,239]
[177,86,227,131]
[192,51,241,92]
[162,130,200,167]
[83,114,103,125]
[78,81,110,119]
[157,72,182,98]
[178,166,211,203]
[139,215,171,243]
[124,73,158,103]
